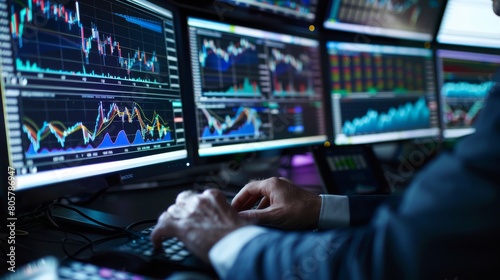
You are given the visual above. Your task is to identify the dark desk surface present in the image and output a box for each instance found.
[9,161,325,278]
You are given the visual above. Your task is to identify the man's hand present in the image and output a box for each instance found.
[231,177,321,230]
[150,189,247,263]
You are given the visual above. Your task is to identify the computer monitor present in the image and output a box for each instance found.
[188,18,327,157]
[327,42,440,145]
[437,49,500,139]
[217,0,319,21]
[437,0,500,49]
[324,0,445,41]
[1,0,190,205]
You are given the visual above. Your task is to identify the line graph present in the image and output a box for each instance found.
[341,97,430,136]
[198,36,265,97]
[222,0,318,20]
[21,98,174,156]
[269,47,315,96]
[11,0,172,85]
[198,106,264,140]
[441,82,494,98]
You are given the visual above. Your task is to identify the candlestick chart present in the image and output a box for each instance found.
[11,0,172,85]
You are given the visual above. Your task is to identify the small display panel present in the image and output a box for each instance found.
[324,0,445,41]
[220,0,319,21]
[437,0,500,49]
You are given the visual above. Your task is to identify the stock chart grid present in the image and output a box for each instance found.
[327,42,439,144]
[2,0,186,174]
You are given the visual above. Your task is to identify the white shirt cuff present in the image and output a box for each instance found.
[318,194,350,229]
[209,225,268,278]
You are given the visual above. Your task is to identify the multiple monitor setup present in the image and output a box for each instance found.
[1,0,329,204]
[1,0,499,274]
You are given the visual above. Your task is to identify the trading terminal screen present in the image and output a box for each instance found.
[324,0,445,41]
[327,42,440,145]
[437,0,500,49]
[437,50,500,138]
[188,18,327,157]
[1,0,189,190]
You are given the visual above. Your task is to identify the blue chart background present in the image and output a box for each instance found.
[340,96,430,136]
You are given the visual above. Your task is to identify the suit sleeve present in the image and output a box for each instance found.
[224,80,500,280]
[347,195,396,226]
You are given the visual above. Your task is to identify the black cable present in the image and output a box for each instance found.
[61,231,129,262]
[15,199,59,222]
[60,220,161,261]
[46,203,162,260]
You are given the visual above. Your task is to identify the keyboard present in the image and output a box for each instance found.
[1,256,161,280]
[59,260,160,280]
[111,226,213,273]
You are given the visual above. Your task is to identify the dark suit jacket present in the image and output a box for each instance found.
[227,78,500,279]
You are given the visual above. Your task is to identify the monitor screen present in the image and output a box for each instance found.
[324,0,445,41]
[437,0,500,49]
[188,18,327,157]
[218,0,319,21]
[1,0,189,191]
[327,42,440,145]
[437,49,500,139]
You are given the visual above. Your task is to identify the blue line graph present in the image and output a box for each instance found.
[114,13,162,33]
[199,38,257,71]
[342,97,430,136]
[25,130,172,156]
[200,107,262,139]
[22,100,173,156]
[198,37,262,96]
[441,82,494,98]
